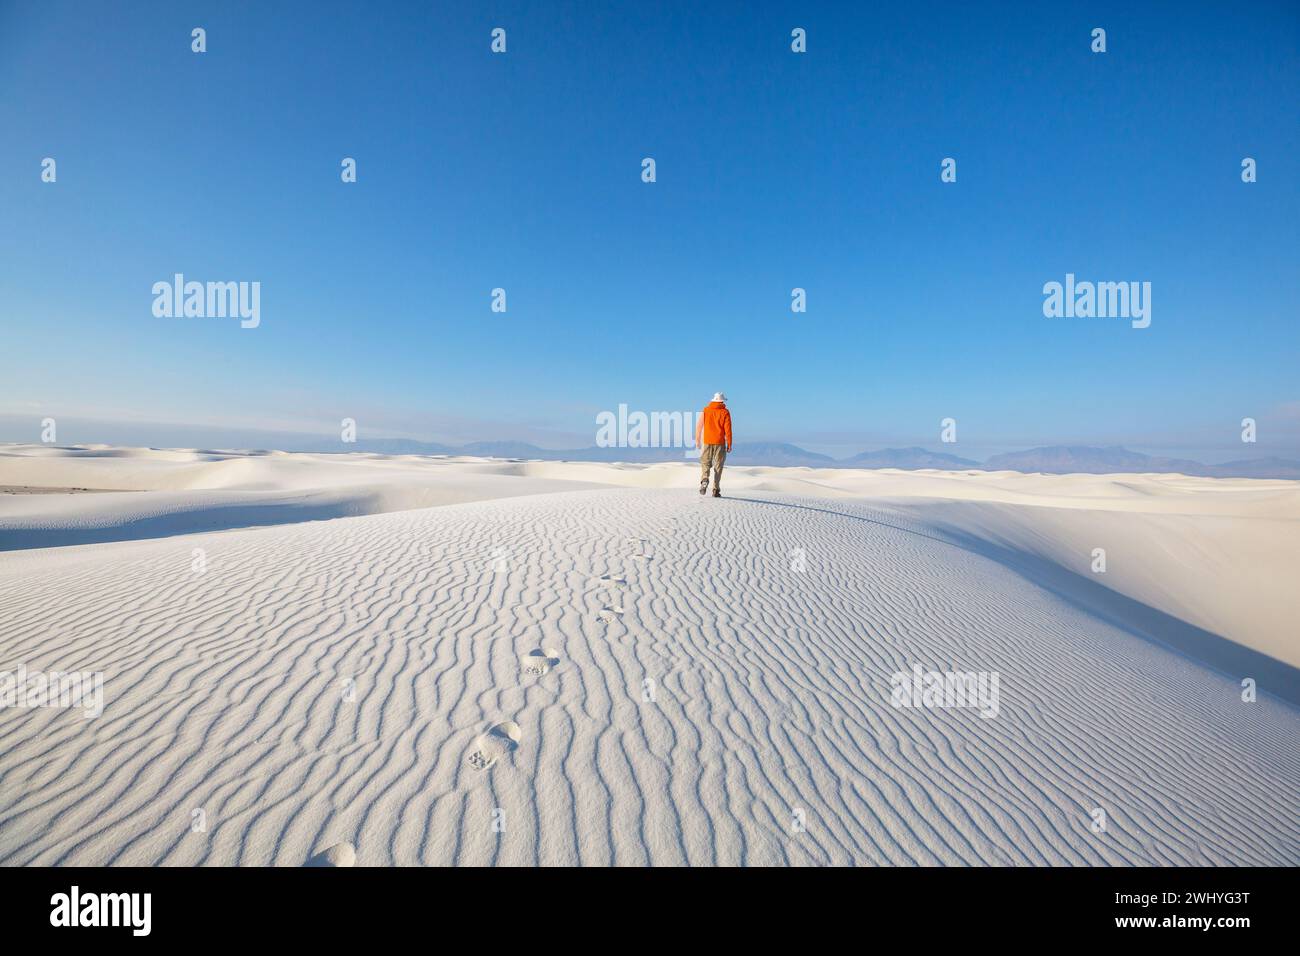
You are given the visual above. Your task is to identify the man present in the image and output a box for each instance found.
[694,391,733,497]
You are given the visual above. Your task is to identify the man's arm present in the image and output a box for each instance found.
[724,410,732,452]
[694,412,703,449]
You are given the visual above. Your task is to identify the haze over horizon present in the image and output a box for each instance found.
[1,411,1297,468]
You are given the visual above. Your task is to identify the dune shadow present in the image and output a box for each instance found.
[728,494,1300,707]
[0,500,370,552]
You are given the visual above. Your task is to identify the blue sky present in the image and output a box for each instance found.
[2,1,1297,460]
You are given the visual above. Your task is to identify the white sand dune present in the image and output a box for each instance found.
[0,445,609,550]
[0,445,1297,865]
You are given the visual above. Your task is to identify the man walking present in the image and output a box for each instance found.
[694,391,733,497]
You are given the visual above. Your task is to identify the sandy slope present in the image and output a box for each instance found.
[0,446,1297,865]
[4,445,1297,666]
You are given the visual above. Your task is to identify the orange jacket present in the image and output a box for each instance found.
[696,402,732,449]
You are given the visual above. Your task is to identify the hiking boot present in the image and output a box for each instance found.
[699,484,707,495]
[712,489,721,498]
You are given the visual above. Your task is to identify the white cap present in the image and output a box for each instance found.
[712,392,727,403]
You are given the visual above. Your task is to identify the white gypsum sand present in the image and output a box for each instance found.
[0,444,1296,865]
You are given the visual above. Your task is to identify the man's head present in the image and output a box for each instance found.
[711,392,727,403]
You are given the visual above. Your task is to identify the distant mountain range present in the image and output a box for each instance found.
[288,438,1300,479]
[982,446,1300,479]
[842,446,980,469]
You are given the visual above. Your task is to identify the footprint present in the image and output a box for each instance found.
[598,606,625,622]
[593,574,627,587]
[305,842,356,867]
[521,647,561,677]
[466,720,522,771]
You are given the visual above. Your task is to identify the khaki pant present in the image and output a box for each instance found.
[699,444,727,493]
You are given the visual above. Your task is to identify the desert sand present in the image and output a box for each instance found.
[0,444,1296,865]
